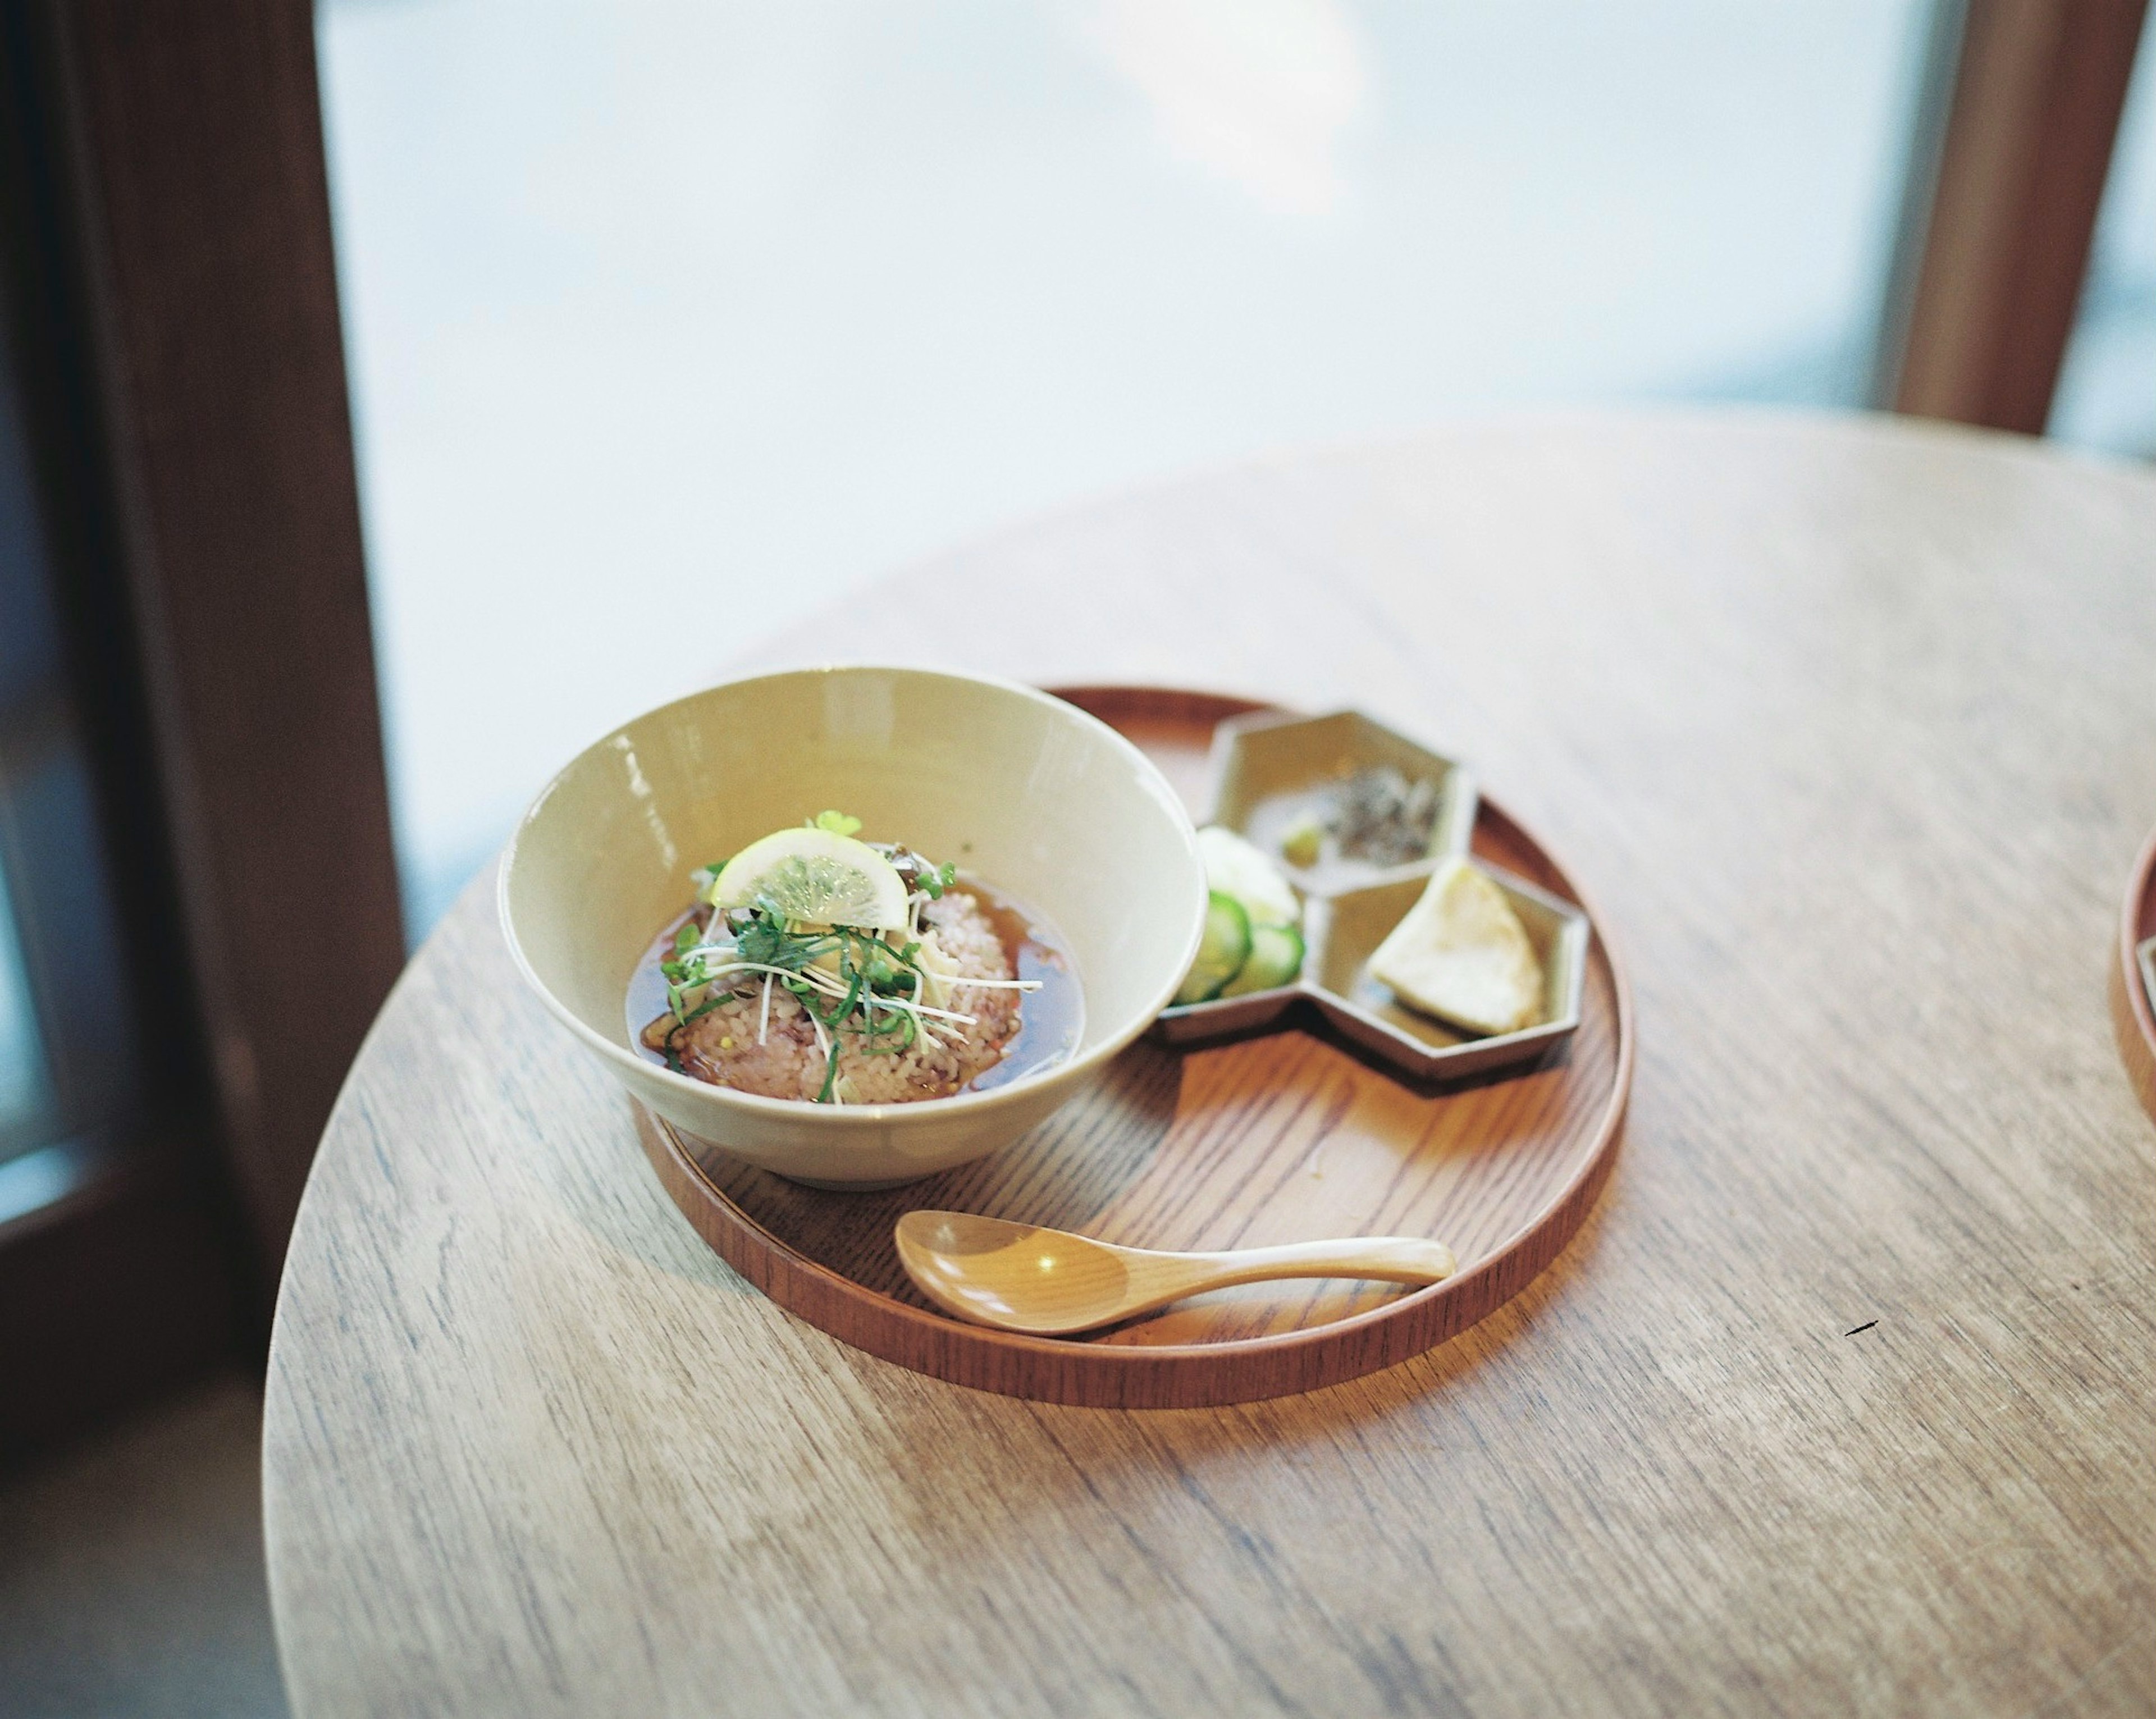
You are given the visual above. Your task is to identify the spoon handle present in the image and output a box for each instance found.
[1173,1236,1456,1292]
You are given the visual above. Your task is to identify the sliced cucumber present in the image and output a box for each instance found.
[1174,890,1253,1005]
[1218,921,1304,998]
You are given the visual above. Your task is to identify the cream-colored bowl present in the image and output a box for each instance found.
[499,666,1206,1187]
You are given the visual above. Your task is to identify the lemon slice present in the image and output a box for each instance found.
[710,827,910,929]
[1367,856,1542,1036]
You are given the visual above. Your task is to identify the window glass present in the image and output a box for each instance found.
[319,0,1934,936]
[0,249,138,1168]
[0,857,46,1156]
[2050,33,2156,456]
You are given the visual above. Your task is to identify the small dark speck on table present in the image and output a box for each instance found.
[1845,1320,1879,1337]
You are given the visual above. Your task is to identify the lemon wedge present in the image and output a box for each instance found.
[710,827,910,930]
[1367,856,1542,1036]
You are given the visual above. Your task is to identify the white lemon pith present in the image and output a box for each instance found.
[1196,826,1299,928]
[710,828,910,930]
[1367,856,1542,1036]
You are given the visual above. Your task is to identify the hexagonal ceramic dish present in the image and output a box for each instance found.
[1304,864,1590,1079]
[1153,708,1588,1082]
[1209,708,1477,890]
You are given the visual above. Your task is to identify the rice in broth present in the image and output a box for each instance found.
[643,891,1022,1103]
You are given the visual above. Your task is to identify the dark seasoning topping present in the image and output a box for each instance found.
[1327,765,1442,867]
[1275,764,1442,873]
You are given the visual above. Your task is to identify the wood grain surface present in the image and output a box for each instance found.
[2109,821,2156,1128]
[642,689,1631,1409]
[264,412,2156,1717]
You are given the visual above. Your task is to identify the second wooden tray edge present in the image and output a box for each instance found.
[2110,820,2156,1131]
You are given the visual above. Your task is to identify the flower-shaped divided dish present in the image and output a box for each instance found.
[1154,709,1589,1081]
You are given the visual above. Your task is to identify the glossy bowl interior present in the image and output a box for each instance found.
[500,667,1206,1187]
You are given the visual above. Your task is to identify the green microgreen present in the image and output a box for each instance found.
[812,810,862,837]
[739,903,833,973]
[814,966,866,1032]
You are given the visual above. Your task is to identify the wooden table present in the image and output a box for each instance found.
[263,412,2156,1717]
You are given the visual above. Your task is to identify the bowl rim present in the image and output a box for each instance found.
[497,663,1208,1127]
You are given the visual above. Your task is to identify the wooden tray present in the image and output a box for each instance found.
[637,687,1633,1407]
[2110,821,2156,1127]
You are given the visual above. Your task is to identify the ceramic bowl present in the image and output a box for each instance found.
[500,666,1206,1187]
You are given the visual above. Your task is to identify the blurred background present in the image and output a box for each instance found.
[0,1,2149,1712]
[314,0,2156,938]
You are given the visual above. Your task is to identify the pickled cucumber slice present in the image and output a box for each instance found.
[1218,921,1304,998]
[1174,890,1253,1005]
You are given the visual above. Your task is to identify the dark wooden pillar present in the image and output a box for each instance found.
[1889,0,2148,432]
[31,0,405,1289]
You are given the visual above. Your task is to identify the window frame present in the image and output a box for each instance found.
[0,0,403,1460]
[1881,0,2149,430]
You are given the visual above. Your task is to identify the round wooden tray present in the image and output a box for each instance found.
[636,687,1633,1407]
[2110,821,2156,1126]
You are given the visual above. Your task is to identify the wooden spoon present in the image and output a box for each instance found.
[894,1210,1457,1337]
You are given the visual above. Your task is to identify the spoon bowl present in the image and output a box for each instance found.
[894,1210,1457,1337]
